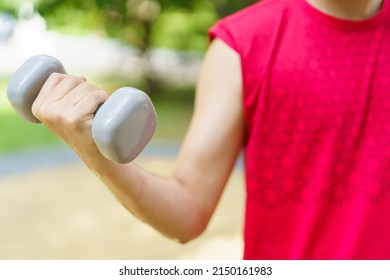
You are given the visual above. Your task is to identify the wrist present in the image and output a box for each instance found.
[75,143,114,172]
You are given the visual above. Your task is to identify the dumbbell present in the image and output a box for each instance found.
[7,54,157,164]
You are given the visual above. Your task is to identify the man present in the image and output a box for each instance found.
[31,0,390,259]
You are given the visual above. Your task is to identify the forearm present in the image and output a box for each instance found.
[81,149,207,243]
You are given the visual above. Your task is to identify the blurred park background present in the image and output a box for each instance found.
[0,0,255,259]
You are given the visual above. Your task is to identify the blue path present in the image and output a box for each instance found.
[0,141,243,178]
[0,141,181,178]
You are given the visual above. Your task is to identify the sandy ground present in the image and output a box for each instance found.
[0,156,245,260]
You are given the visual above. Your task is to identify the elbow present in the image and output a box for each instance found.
[175,208,211,245]
[176,226,207,245]
[162,177,214,245]
[176,225,206,245]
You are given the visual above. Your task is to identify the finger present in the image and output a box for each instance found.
[60,81,100,106]
[73,89,109,114]
[35,72,66,102]
[48,75,87,102]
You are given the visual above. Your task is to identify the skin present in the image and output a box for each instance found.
[31,0,384,243]
[306,0,384,20]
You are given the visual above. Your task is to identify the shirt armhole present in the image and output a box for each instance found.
[208,23,240,54]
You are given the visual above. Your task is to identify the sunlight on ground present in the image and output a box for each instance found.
[0,158,245,260]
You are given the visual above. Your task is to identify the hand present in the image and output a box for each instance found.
[32,73,109,157]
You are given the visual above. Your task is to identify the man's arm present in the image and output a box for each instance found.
[32,39,244,243]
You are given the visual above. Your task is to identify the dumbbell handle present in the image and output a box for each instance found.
[7,55,157,163]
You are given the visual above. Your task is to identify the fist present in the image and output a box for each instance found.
[32,73,109,154]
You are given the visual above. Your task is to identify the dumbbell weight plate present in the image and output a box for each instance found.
[7,55,66,123]
[92,87,157,164]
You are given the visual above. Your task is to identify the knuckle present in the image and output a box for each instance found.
[95,89,109,101]
[51,107,64,123]
[72,76,87,84]
[46,106,73,125]
[31,102,40,118]
[60,110,84,129]
[44,110,79,131]
[31,100,85,131]
[48,73,86,89]
[31,101,59,121]
[47,72,65,83]
[32,103,51,122]
[65,76,86,88]
[85,89,108,105]
[62,114,78,127]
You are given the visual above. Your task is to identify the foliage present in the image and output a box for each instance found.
[2,0,259,50]
[1,0,257,51]
[0,0,34,15]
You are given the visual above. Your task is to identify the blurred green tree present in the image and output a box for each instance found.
[0,0,29,15]
[32,0,257,51]
[2,0,257,95]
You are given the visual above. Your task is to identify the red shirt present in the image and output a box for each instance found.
[210,0,390,259]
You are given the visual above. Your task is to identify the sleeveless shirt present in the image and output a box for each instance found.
[210,0,390,259]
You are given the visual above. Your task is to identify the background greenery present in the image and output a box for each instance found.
[0,0,257,153]
[1,0,257,51]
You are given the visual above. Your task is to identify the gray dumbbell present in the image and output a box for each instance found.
[7,54,157,164]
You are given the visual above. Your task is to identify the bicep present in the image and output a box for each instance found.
[173,38,244,217]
